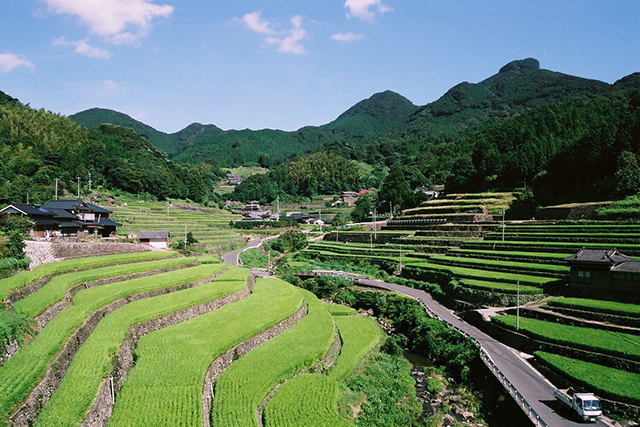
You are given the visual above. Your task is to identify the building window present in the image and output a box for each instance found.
[577,270,591,284]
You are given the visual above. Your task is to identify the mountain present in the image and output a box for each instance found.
[0,97,224,205]
[0,90,19,105]
[69,108,223,155]
[404,58,613,141]
[69,59,638,172]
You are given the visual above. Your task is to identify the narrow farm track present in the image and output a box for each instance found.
[0,264,226,426]
[359,279,611,427]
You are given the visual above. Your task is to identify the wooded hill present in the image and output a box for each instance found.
[3,58,640,209]
[0,94,225,205]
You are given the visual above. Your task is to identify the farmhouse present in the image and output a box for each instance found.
[0,199,121,238]
[139,230,170,249]
[565,248,640,290]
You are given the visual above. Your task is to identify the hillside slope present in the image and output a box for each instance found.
[69,108,223,155]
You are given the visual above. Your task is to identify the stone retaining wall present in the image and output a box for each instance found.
[9,271,224,427]
[202,303,308,427]
[24,241,151,270]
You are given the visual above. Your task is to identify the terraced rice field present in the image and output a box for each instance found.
[0,247,384,426]
[109,201,244,253]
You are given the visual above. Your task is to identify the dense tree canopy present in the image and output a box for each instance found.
[0,98,224,205]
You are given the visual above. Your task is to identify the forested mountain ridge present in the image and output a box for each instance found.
[0,92,224,205]
[69,108,224,155]
[70,59,638,171]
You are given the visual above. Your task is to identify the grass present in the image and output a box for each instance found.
[324,304,357,316]
[263,374,353,427]
[14,256,196,318]
[457,279,543,295]
[108,278,304,427]
[329,316,384,381]
[493,315,640,362]
[33,268,249,426]
[535,351,640,405]
[0,251,178,300]
[429,255,570,275]
[0,263,226,424]
[546,297,640,317]
[210,288,335,427]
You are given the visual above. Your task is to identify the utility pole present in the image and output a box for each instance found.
[184,225,187,250]
[502,211,506,242]
[55,178,59,200]
[267,250,271,275]
[87,172,92,192]
[373,209,377,240]
[516,280,520,331]
[76,177,81,198]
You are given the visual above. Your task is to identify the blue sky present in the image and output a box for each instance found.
[1,0,639,133]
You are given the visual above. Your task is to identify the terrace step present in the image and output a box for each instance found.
[428,256,569,279]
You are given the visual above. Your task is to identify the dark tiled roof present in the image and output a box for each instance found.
[611,261,640,273]
[565,248,635,264]
[140,230,170,239]
[99,218,122,227]
[1,203,54,217]
[42,199,112,214]
[45,208,78,219]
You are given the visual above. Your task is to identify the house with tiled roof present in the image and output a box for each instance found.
[0,199,121,238]
[565,248,640,290]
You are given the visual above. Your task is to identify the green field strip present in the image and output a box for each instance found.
[494,315,640,362]
[14,256,197,318]
[308,243,418,258]
[448,248,571,263]
[457,279,543,294]
[409,261,554,286]
[329,316,383,381]
[546,297,640,317]
[33,268,249,427]
[263,374,353,427]
[0,263,226,424]
[535,351,640,405]
[324,304,357,316]
[108,278,304,427]
[484,232,640,243]
[503,225,640,233]
[0,251,178,300]
[303,248,553,286]
[210,288,335,427]
[429,255,570,276]
[461,240,640,256]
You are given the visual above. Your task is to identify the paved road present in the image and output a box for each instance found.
[358,279,611,427]
[222,238,264,266]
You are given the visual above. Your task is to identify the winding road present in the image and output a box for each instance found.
[358,279,612,427]
[222,238,267,267]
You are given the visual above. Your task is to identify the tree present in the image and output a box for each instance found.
[351,194,372,223]
[270,229,307,252]
[378,165,415,214]
[614,151,640,197]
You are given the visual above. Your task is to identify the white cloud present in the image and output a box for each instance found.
[0,53,35,73]
[53,36,112,58]
[242,12,307,55]
[345,0,392,22]
[100,79,118,91]
[331,32,365,43]
[42,0,174,45]
[242,11,274,35]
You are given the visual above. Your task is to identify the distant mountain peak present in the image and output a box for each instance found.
[336,90,418,120]
[499,58,540,74]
